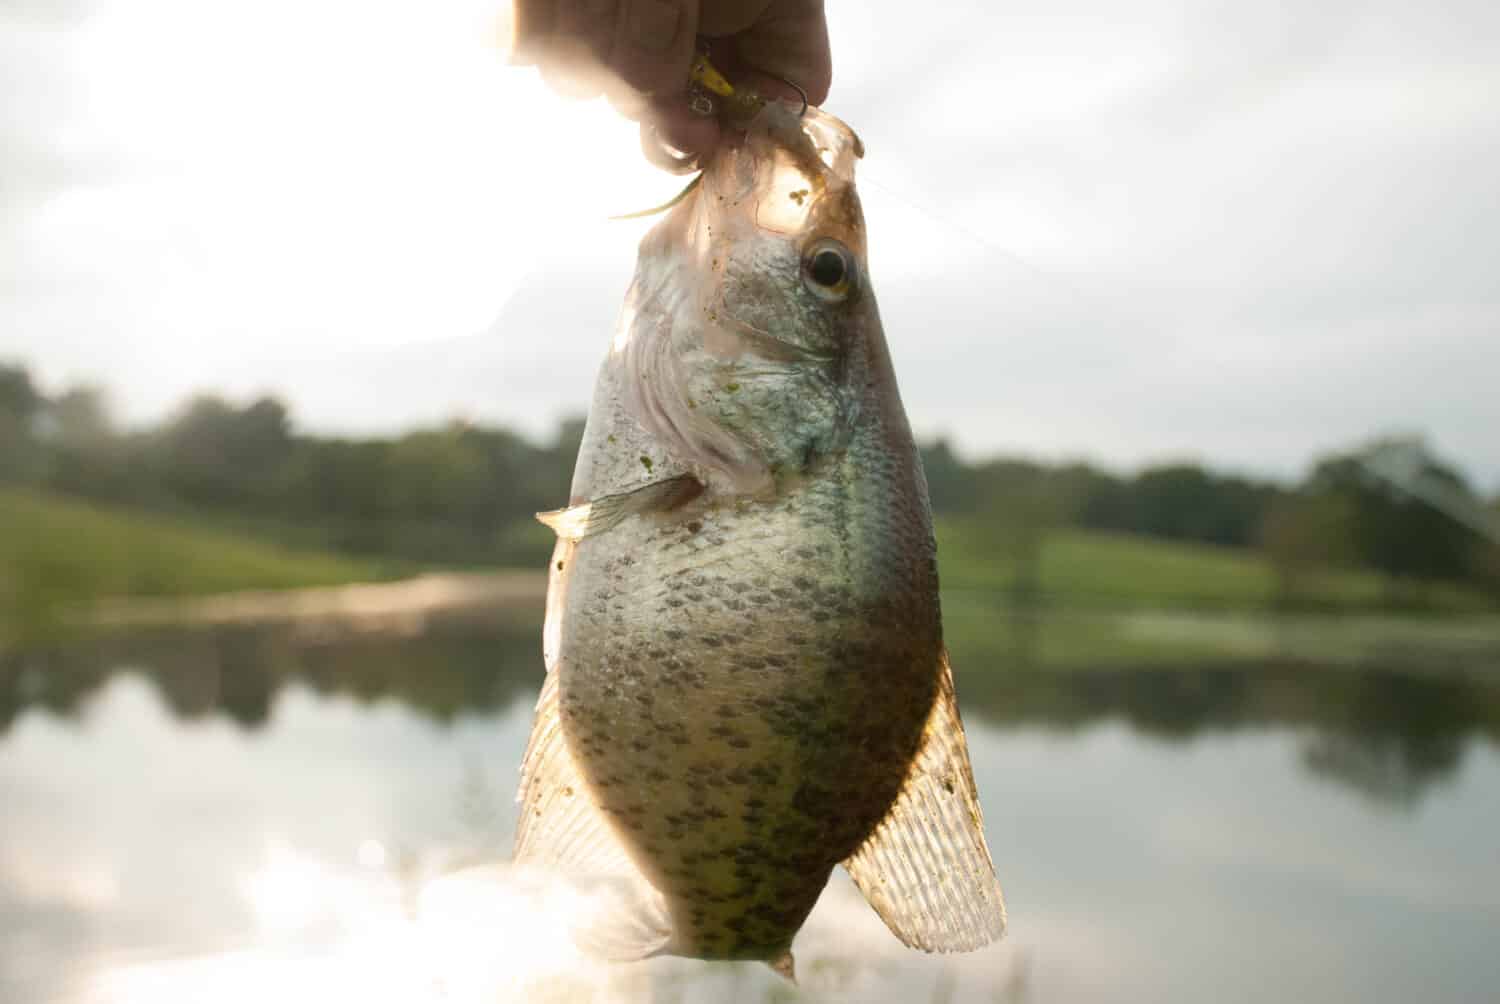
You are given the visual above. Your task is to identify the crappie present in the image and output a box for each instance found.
[513,102,1004,975]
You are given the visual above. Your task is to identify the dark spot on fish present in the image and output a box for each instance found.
[639,455,654,472]
[686,520,703,533]
[556,560,564,571]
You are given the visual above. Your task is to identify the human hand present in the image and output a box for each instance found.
[508,1,832,168]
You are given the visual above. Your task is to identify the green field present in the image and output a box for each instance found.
[936,517,1493,614]
[0,489,389,645]
[4,490,1493,654]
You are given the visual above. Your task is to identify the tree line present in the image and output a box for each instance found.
[2,360,1497,593]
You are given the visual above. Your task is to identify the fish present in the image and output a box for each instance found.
[512,100,1005,979]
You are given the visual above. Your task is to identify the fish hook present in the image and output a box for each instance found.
[772,74,810,118]
[688,52,810,123]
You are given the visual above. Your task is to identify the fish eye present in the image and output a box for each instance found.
[802,238,857,302]
[809,248,845,286]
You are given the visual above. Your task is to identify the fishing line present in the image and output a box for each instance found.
[856,166,1120,319]
[858,169,1053,279]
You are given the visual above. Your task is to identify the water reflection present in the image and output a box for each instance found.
[0,610,545,734]
[6,613,1498,809]
[4,615,1500,1003]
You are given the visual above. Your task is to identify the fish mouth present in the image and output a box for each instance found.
[698,103,867,250]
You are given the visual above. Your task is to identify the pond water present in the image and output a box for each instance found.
[3,614,1499,1003]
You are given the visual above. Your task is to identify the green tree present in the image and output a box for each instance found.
[1307,441,1486,585]
[919,439,981,515]
[46,386,112,447]
[155,394,292,509]
[1132,464,1280,547]
[0,362,44,483]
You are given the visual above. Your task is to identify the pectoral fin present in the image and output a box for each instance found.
[513,670,672,960]
[536,475,702,542]
[842,650,1007,952]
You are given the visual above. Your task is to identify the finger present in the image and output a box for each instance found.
[647,99,722,159]
[606,81,651,121]
[608,0,700,98]
[538,35,611,99]
[506,0,557,65]
[550,0,622,93]
[729,0,832,105]
[640,120,707,173]
[697,0,774,36]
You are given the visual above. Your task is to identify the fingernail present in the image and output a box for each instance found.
[629,0,681,53]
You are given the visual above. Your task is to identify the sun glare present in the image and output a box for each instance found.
[48,0,665,378]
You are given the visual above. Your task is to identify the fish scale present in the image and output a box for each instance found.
[558,431,939,959]
[513,101,1006,976]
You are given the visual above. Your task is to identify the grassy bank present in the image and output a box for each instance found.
[0,489,390,646]
[937,518,1494,614]
[6,489,1493,653]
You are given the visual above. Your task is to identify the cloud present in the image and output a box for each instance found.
[1,0,1497,488]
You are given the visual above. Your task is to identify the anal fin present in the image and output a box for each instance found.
[842,649,1007,952]
[514,669,673,960]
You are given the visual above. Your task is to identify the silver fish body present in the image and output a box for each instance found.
[515,104,1004,972]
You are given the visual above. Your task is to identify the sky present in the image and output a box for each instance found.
[3,0,1497,489]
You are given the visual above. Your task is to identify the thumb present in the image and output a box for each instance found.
[721,0,831,105]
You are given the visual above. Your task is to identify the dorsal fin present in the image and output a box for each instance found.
[842,649,1007,952]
